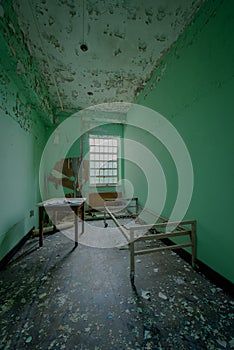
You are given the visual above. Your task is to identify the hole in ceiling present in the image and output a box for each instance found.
[87,91,93,95]
[80,43,88,52]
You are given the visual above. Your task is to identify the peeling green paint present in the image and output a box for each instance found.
[0,0,54,126]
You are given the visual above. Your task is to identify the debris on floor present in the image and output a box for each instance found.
[0,229,233,350]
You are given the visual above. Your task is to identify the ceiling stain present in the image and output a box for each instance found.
[11,0,204,115]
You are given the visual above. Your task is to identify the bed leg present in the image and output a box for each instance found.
[130,271,135,285]
[191,220,196,268]
[104,209,108,228]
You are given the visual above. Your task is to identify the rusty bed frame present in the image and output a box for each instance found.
[103,197,196,285]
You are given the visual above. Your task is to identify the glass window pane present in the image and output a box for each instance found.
[90,177,95,184]
[89,135,119,185]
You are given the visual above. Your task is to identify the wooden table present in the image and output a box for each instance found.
[38,198,86,247]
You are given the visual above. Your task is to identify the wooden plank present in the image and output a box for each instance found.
[89,192,122,208]
[134,242,192,256]
[132,230,191,243]
[129,220,195,231]
[105,206,130,242]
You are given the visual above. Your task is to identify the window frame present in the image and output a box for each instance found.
[89,134,120,187]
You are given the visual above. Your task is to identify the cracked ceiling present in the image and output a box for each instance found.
[11,0,204,116]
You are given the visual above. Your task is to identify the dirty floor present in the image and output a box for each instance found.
[0,221,233,350]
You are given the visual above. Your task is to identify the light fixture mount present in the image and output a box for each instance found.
[80,43,88,52]
[80,0,88,52]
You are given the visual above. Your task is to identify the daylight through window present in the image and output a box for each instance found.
[89,135,119,186]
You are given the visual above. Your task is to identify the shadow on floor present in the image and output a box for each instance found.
[0,229,233,350]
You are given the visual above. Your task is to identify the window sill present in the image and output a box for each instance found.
[89,184,120,188]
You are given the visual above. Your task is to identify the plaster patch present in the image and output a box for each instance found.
[138,40,147,52]
[126,8,137,20]
[155,34,167,42]
[114,30,125,40]
[157,7,166,21]
[72,90,78,98]
[17,60,26,75]
[0,5,4,18]
[48,16,54,26]
[145,7,153,24]
[8,22,16,33]
[93,80,101,88]
[114,48,122,56]
[42,32,64,52]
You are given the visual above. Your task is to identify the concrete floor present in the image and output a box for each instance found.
[0,223,233,350]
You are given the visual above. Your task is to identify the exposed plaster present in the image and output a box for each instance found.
[11,0,204,114]
[0,69,32,132]
[0,4,4,18]
[0,1,54,126]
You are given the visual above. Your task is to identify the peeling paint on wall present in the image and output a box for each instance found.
[0,4,4,18]
[0,1,54,125]
[0,68,31,132]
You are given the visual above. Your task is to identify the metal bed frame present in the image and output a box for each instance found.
[104,197,196,285]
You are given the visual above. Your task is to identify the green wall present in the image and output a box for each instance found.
[125,0,234,283]
[0,90,46,262]
[0,1,49,262]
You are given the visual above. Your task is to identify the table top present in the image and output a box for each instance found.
[38,198,86,207]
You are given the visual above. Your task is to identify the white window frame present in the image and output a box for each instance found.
[89,134,120,187]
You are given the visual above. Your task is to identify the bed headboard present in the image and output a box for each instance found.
[89,192,122,209]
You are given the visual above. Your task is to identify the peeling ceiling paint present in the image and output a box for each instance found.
[12,0,204,115]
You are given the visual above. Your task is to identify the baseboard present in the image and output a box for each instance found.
[162,238,234,298]
[0,227,34,270]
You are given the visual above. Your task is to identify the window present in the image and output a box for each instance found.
[89,135,119,186]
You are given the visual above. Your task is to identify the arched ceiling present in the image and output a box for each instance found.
[12,0,204,115]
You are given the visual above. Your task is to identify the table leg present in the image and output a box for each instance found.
[129,241,135,285]
[74,207,78,247]
[39,206,44,247]
[52,210,57,232]
[81,202,85,234]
